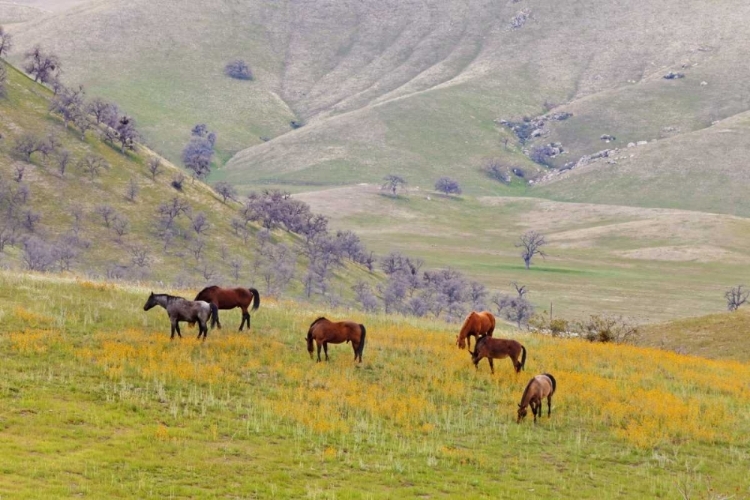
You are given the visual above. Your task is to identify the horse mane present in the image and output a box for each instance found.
[154,293,185,301]
[309,317,327,328]
[196,285,219,296]
[543,373,557,393]
[519,377,536,407]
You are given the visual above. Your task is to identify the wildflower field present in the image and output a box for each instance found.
[0,272,748,498]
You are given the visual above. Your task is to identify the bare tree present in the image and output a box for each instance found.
[516,230,547,269]
[111,215,130,242]
[56,149,72,177]
[23,45,61,84]
[113,115,138,153]
[492,293,534,328]
[95,204,116,228]
[13,164,25,182]
[49,84,85,129]
[13,133,45,161]
[126,178,139,202]
[512,282,528,298]
[353,281,379,312]
[189,238,206,261]
[182,135,214,180]
[381,174,406,196]
[147,157,163,179]
[22,236,55,271]
[213,181,237,203]
[21,209,40,232]
[0,25,13,58]
[224,60,253,80]
[78,154,109,180]
[229,257,244,280]
[190,212,210,234]
[129,245,151,268]
[87,98,118,125]
[725,285,749,311]
[156,196,191,230]
[0,63,7,98]
[434,177,462,195]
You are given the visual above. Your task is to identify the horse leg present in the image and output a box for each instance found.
[170,322,176,340]
[323,343,329,361]
[238,307,249,331]
[175,322,182,339]
[352,341,358,362]
[316,343,322,362]
[489,358,495,374]
[547,395,552,417]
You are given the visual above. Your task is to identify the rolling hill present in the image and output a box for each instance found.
[5,0,750,216]
[0,61,376,297]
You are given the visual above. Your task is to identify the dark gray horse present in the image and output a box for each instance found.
[143,292,218,341]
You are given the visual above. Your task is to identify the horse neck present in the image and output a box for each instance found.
[155,294,180,309]
[519,379,537,407]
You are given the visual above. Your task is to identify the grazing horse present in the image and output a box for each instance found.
[143,292,218,341]
[306,317,366,363]
[469,336,527,374]
[517,373,557,423]
[194,286,260,331]
[456,311,495,350]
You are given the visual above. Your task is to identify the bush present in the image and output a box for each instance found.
[434,177,462,195]
[224,60,253,80]
[574,315,639,344]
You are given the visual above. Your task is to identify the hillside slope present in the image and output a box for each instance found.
[0,62,377,296]
[7,0,750,215]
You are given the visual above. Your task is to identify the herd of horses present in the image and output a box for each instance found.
[142,289,554,424]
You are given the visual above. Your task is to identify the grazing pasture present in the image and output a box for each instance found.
[0,271,749,498]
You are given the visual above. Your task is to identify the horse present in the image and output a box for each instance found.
[305,317,366,363]
[517,373,557,423]
[193,286,260,331]
[456,311,495,350]
[143,292,218,341]
[469,335,527,374]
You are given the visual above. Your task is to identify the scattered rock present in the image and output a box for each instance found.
[627,142,636,148]
[663,72,685,80]
[637,140,648,146]
[700,81,708,86]
[548,111,573,121]
[600,134,616,142]
[510,9,532,28]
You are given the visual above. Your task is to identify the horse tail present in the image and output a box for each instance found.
[520,344,527,371]
[249,288,260,311]
[543,373,557,394]
[357,324,366,358]
[209,303,219,329]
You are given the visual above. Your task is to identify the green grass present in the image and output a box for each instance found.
[0,271,749,498]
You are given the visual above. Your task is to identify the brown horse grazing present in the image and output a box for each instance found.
[306,317,366,363]
[143,292,218,341]
[456,311,496,350]
[194,286,260,331]
[517,373,557,423]
[469,336,526,374]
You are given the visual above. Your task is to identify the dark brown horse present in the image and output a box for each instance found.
[456,311,495,350]
[143,292,218,341]
[469,336,526,374]
[306,317,366,363]
[194,286,260,331]
[517,373,557,423]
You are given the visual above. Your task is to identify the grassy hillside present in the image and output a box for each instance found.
[0,62,377,297]
[6,0,750,215]
[295,185,750,323]
[641,308,750,361]
[0,271,748,498]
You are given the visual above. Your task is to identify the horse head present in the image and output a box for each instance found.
[517,403,528,423]
[143,292,157,311]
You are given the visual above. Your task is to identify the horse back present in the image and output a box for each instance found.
[310,319,362,344]
[542,373,557,395]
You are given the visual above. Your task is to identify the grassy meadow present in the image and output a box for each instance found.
[296,185,750,323]
[1,270,749,498]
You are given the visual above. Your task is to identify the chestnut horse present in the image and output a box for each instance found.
[306,317,366,363]
[194,286,260,331]
[456,311,495,349]
[517,373,557,423]
[469,336,526,374]
[143,292,218,341]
